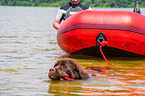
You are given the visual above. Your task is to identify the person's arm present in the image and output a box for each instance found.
[53,8,65,30]
[53,19,61,30]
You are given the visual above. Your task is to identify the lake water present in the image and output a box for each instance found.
[0,6,145,96]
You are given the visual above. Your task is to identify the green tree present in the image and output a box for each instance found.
[0,0,145,8]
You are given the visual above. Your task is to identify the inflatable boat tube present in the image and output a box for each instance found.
[57,10,145,56]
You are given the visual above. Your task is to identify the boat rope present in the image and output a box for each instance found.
[99,41,112,74]
[61,41,112,80]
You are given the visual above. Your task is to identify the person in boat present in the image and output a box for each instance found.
[53,0,92,30]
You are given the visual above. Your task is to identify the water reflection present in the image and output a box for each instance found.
[48,56,145,95]
[48,80,83,96]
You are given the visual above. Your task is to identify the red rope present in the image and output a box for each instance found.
[61,41,111,80]
[99,41,112,74]
[62,77,74,80]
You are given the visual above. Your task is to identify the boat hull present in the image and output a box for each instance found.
[57,10,145,56]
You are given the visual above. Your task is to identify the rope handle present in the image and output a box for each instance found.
[99,41,112,74]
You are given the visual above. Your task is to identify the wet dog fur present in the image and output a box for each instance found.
[48,58,105,80]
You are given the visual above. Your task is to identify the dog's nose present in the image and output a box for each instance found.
[49,68,55,72]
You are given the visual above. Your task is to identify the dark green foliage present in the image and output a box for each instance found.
[0,0,145,8]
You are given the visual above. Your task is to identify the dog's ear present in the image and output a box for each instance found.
[69,59,89,80]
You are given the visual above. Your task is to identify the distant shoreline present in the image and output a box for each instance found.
[1,5,145,8]
[0,0,145,8]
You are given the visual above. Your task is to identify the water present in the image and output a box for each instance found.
[0,6,145,95]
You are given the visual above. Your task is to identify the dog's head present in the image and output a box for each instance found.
[49,58,89,80]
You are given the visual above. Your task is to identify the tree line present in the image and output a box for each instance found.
[0,0,145,8]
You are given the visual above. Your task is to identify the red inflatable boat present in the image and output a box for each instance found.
[57,10,145,56]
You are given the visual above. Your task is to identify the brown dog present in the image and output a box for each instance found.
[48,58,89,80]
